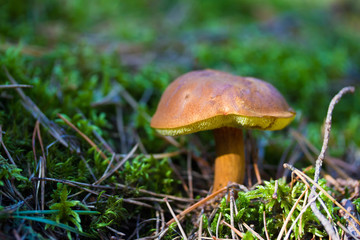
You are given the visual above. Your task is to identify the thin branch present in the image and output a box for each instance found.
[309,86,355,240]
[313,86,355,183]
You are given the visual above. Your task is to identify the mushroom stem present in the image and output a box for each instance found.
[213,127,245,192]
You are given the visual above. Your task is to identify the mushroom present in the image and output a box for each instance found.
[151,69,295,192]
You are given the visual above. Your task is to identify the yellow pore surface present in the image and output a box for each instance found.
[155,113,296,136]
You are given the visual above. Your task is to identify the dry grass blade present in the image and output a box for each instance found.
[216,212,222,238]
[198,211,203,240]
[168,158,190,194]
[147,150,185,159]
[242,222,265,240]
[276,186,308,240]
[115,183,193,203]
[229,189,236,240]
[299,187,309,236]
[57,113,108,160]
[1,84,33,90]
[221,220,243,238]
[263,211,270,240]
[272,179,278,199]
[12,229,21,240]
[248,132,262,184]
[0,84,33,89]
[105,226,126,237]
[95,143,138,185]
[284,164,360,227]
[115,150,184,159]
[0,125,16,166]
[288,165,339,238]
[101,153,116,179]
[166,186,228,226]
[283,193,319,240]
[187,151,194,199]
[4,67,77,150]
[39,156,46,211]
[164,198,188,240]
[34,121,47,211]
[156,210,160,235]
[32,175,191,203]
[33,177,154,208]
[117,83,181,148]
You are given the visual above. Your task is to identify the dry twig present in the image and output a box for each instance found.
[309,86,355,240]
[312,86,355,183]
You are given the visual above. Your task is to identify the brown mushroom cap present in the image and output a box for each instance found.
[151,69,295,136]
